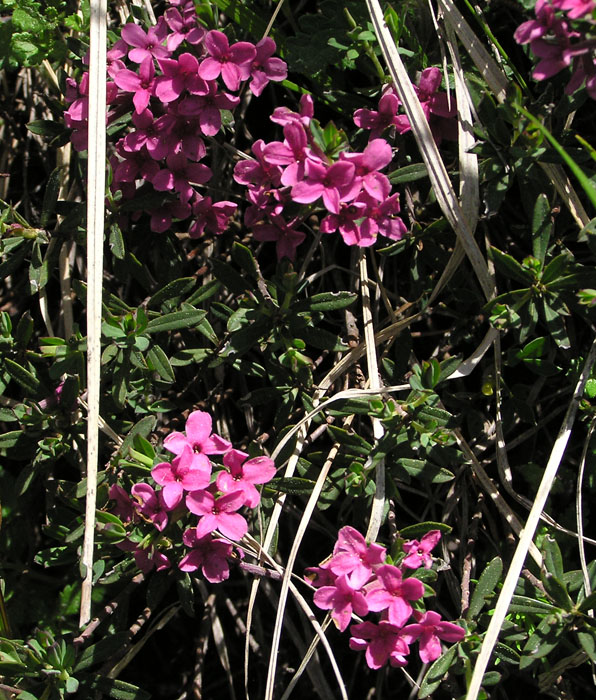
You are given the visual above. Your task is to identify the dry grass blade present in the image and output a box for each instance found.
[365,0,495,303]
[264,441,347,700]
[359,250,386,543]
[80,0,107,627]
[466,336,596,700]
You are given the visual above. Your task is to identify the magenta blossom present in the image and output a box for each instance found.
[108,483,135,523]
[216,448,276,507]
[186,489,248,540]
[164,6,205,51]
[252,216,306,261]
[349,621,410,669]
[112,56,156,114]
[131,483,169,531]
[402,530,442,569]
[198,30,256,91]
[291,160,356,215]
[179,529,234,582]
[249,37,287,96]
[188,196,237,238]
[304,562,338,589]
[402,611,465,663]
[313,574,369,632]
[155,53,206,103]
[178,84,240,136]
[328,526,386,588]
[118,539,171,574]
[121,17,170,63]
[163,410,231,471]
[152,444,211,510]
[354,87,402,138]
[365,565,425,627]
[151,153,212,203]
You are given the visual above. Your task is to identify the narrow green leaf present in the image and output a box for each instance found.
[265,477,316,495]
[577,630,596,663]
[399,522,452,539]
[466,557,503,621]
[231,241,260,280]
[489,247,533,285]
[74,632,129,672]
[4,358,41,394]
[148,277,196,309]
[146,309,206,334]
[531,193,551,266]
[418,644,458,698]
[508,595,559,614]
[541,253,568,285]
[41,167,63,228]
[146,345,175,382]
[303,291,358,311]
[109,223,125,259]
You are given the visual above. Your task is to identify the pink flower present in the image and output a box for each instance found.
[262,123,322,187]
[179,529,234,582]
[320,201,368,245]
[365,565,425,627]
[553,0,595,19]
[188,196,237,238]
[164,6,205,51]
[304,562,337,588]
[270,94,314,127]
[163,410,231,470]
[291,160,356,215]
[149,199,192,233]
[349,621,410,669]
[122,109,169,160]
[198,30,256,91]
[401,611,465,664]
[328,526,386,588]
[131,483,169,531]
[121,18,170,63]
[340,138,393,201]
[186,489,248,540]
[113,56,156,114]
[233,139,283,189]
[402,530,441,569]
[151,153,212,203]
[152,444,211,510]
[216,449,276,507]
[354,88,402,138]
[249,37,287,96]
[118,539,171,574]
[108,483,135,523]
[155,53,206,103]
[313,574,369,632]
[252,216,306,261]
[355,184,407,245]
[178,84,240,136]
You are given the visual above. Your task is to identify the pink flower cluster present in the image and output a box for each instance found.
[232,96,410,256]
[64,0,287,236]
[515,0,596,98]
[305,527,465,669]
[353,68,457,145]
[109,409,276,582]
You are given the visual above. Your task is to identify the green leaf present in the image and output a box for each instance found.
[494,642,521,664]
[109,222,125,259]
[489,247,533,285]
[148,277,196,309]
[418,643,458,698]
[27,120,66,138]
[466,557,503,621]
[265,476,316,495]
[302,291,357,311]
[508,595,560,614]
[231,242,259,280]
[86,676,151,700]
[399,522,451,539]
[541,572,573,611]
[577,629,596,663]
[520,617,562,668]
[542,535,564,578]
[542,299,570,350]
[146,345,175,382]
[397,458,455,483]
[146,309,206,334]
[119,416,156,458]
[541,253,569,285]
[531,193,551,266]
[40,166,63,228]
[388,162,428,184]
[211,258,251,294]
[74,632,129,672]
[4,358,41,394]
[578,590,596,613]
